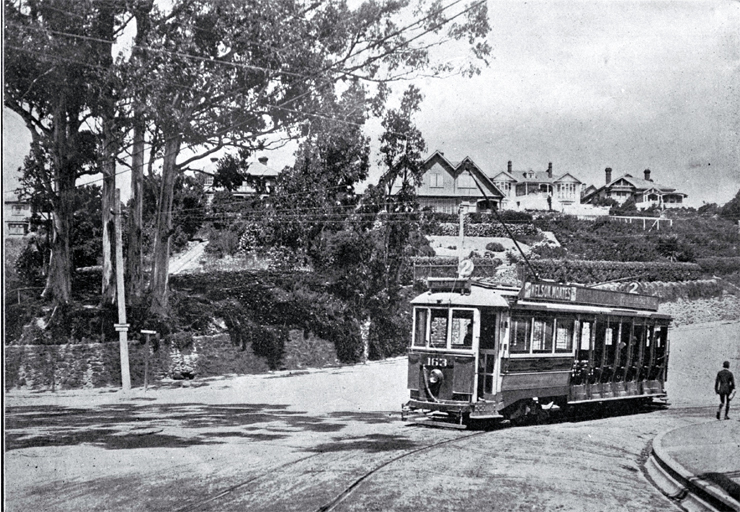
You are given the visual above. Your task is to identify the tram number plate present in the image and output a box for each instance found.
[427,357,449,367]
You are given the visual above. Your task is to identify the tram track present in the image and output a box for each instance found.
[173,452,326,512]
[315,429,491,512]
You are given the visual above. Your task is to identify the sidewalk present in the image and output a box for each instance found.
[648,418,740,511]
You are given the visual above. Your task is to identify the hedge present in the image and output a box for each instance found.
[429,222,538,238]
[696,257,740,276]
[411,257,503,281]
[527,259,703,284]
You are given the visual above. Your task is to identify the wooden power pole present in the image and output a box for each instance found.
[114,189,131,391]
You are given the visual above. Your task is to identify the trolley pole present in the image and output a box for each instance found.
[114,189,131,391]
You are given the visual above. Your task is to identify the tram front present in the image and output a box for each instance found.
[403,279,514,426]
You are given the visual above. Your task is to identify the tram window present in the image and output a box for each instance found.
[633,324,645,364]
[619,320,632,368]
[555,318,574,353]
[594,322,606,367]
[479,310,497,350]
[413,308,427,347]
[510,317,531,354]
[532,318,553,353]
[451,310,474,348]
[579,321,592,351]
[429,309,448,348]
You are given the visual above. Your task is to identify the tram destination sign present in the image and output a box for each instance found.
[520,281,660,311]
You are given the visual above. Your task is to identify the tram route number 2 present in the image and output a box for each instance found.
[427,357,449,367]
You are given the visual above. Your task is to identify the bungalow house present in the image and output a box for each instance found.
[409,151,504,213]
[582,168,687,209]
[490,161,584,211]
[203,156,280,199]
[4,191,32,237]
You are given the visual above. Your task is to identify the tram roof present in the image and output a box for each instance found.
[514,300,672,320]
[411,286,511,308]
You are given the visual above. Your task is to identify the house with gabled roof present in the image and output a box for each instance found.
[203,156,280,199]
[490,161,584,211]
[408,151,504,213]
[581,167,687,209]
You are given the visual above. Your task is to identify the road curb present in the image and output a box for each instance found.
[648,428,740,511]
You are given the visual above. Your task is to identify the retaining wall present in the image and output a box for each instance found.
[4,330,340,391]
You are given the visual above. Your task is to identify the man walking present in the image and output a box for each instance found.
[715,361,735,420]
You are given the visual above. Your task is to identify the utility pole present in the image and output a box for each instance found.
[114,189,131,391]
[458,202,466,264]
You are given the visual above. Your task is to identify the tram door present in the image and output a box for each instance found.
[477,309,499,400]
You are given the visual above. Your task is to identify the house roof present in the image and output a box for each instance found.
[582,172,686,202]
[610,174,676,193]
[422,151,504,199]
[491,167,582,185]
[201,157,280,179]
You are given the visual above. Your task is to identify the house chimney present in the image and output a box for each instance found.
[644,169,651,181]
[547,162,553,178]
[258,156,268,165]
[507,160,512,173]
[605,167,612,184]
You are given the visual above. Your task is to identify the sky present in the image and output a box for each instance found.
[4,0,740,207]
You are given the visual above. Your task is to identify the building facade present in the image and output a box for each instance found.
[490,161,584,211]
[582,168,687,209]
[409,151,504,213]
[203,156,280,200]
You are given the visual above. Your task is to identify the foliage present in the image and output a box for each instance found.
[696,257,740,276]
[485,241,506,252]
[528,259,703,283]
[170,271,365,364]
[720,189,740,222]
[70,185,103,269]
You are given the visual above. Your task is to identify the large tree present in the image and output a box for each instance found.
[131,0,490,317]
[5,0,116,303]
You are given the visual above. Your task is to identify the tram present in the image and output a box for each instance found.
[402,277,671,427]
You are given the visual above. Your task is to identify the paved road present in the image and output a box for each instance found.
[5,321,739,511]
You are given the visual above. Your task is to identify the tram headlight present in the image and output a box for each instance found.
[428,369,444,385]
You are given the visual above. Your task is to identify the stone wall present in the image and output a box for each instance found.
[5,329,340,391]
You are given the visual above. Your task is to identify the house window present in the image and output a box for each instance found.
[429,173,444,188]
[11,205,25,216]
[496,182,511,196]
[8,222,28,235]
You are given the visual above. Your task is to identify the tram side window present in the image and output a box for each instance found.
[618,320,632,369]
[479,310,497,350]
[429,309,448,348]
[654,326,667,365]
[555,318,574,353]
[413,308,427,347]
[579,321,592,352]
[451,310,474,348]
[593,322,606,368]
[510,316,531,354]
[532,317,553,353]
[604,325,617,367]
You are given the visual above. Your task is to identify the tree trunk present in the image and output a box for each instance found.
[127,0,153,305]
[149,134,181,316]
[44,172,74,304]
[42,101,74,304]
[126,117,145,303]
[98,3,116,307]
[101,120,116,306]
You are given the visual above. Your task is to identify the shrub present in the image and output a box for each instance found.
[485,241,506,252]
